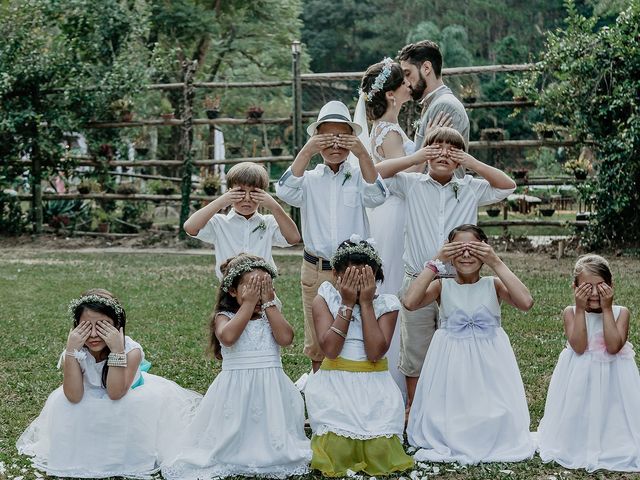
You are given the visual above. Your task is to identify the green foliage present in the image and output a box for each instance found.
[0,191,26,235]
[523,0,640,248]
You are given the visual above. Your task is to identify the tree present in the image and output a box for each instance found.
[522,0,640,248]
[0,0,152,232]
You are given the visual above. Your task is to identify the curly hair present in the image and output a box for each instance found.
[360,60,405,121]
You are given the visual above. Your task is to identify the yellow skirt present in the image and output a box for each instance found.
[311,432,414,477]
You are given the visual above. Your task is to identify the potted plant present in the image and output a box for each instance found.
[461,83,478,104]
[116,182,139,195]
[480,128,505,142]
[95,208,111,233]
[228,145,243,156]
[246,105,264,120]
[133,132,151,156]
[77,179,98,194]
[270,136,284,156]
[563,157,591,180]
[204,95,221,119]
[511,168,529,180]
[157,181,177,195]
[201,173,221,196]
[533,122,569,140]
[486,206,502,217]
[159,98,175,121]
[110,98,134,122]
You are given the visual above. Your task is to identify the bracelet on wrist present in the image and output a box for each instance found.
[424,259,447,275]
[339,304,353,317]
[261,299,278,312]
[65,349,87,362]
[329,326,347,339]
[107,352,127,368]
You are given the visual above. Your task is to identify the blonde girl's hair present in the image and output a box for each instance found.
[209,253,272,359]
[573,254,613,286]
[423,126,466,152]
[226,162,269,190]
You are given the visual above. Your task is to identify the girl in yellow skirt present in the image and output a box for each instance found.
[304,235,414,477]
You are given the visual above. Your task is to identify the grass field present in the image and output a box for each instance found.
[1,249,639,480]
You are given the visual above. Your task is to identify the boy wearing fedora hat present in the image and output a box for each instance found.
[276,100,388,372]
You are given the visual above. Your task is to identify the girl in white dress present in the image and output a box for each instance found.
[355,58,453,399]
[305,235,414,477]
[538,254,640,472]
[163,254,311,479]
[16,289,201,479]
[404,224,535,464]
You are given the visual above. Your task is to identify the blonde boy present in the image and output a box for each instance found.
[376,127,516,409]
[276,101,388,371]
[184,162,300,280]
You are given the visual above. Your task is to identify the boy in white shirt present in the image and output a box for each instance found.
[184,162,300,280]
[376,126,516,410]
[276,100,388,371]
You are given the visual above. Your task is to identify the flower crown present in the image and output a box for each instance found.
[221,258,277,292]
[68,294,124,322]
[358,57,395,102]
[330,234,382,269]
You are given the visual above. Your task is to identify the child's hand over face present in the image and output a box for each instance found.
[466,241,501,269]
[305,134,336,155]
[240,275,261,307]
[336,134,367,158]
[449,149,475,169]
[260,275,276,303]
[414,145,441,165]
[358,265,377,303]
[67,322,91,351]
[597,283,614,310]
[337,266,359,307]
[221,187,247,207]
[436,241,465,262]
[96,321,125,353]
[574,283,592,310]
[249,189,277,210]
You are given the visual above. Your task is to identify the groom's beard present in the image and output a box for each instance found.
[411,73,427,101]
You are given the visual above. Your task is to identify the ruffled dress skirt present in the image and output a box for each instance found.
[305,358,413,477]
[538,342,640,472]
[16,372,201,479]
[162,353,311,479]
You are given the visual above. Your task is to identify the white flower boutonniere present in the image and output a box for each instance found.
[251,220,267,234]
[342,171,352,186]
[412,119,421,131]
[451,182,461,202]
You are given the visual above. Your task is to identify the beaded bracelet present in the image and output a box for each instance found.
[329,326,347,339]
[261,299,278,312]
[107,352,127,367]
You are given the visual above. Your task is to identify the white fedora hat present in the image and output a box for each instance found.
[306,100,362,136]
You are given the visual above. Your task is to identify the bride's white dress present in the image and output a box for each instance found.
[368,121,415,399]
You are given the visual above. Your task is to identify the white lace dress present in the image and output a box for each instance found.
[538,306,640,472]
[162,313,311,479]
[367,121,414,400]
[16,337,201,479]
[304,282,406,440]
[407,277,535,464]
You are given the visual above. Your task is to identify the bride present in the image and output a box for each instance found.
[354,57,451,400]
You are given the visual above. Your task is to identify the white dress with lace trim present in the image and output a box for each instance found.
[16,336,202,479]
[538,305,640,472]
[162,312,311,480]
[367,120,414,401]
[305,282,406,441]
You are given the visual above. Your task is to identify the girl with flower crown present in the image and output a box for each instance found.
[355,58,452,400]
[16,288,201,479]
[163,253,311,480]
[304,235,414,477]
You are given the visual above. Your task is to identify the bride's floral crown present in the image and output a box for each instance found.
[221,258,277,292]
[358,57,394,102]
[330,234,382,269]
[68,294,124,322]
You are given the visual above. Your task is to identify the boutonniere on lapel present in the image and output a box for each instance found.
[412,119,421,130]
[451,182,461,202]
[251,220,267,234]
[342,171,352,186]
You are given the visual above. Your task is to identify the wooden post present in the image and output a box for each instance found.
[291,40,302,229]
[178,60,197,239]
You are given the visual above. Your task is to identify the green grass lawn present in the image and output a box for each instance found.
[1,249,639,479]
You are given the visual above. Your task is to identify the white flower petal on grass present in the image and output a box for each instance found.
[410,470,420,480]
[14,476,24,480]
[0,462,5,475]
[499,470,514,475]
[432,466,440,474]
[548,476,557,480]
[34,472,43,478]
[345,469,357,478]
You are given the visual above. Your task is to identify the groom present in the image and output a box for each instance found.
[397,40,469,151]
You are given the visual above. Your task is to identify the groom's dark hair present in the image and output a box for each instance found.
[397,41,443,78]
